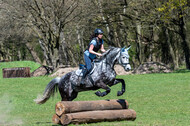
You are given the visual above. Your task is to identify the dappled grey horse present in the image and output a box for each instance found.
[35,46,131,104]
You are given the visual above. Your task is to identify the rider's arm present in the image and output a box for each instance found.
[89,44,102,57]
[101,44,106,53]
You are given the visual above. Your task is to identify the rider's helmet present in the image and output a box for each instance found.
[94,28,103,35]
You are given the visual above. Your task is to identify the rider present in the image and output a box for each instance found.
[80,28,106,85]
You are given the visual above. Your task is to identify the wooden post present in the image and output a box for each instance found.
[60,109,136,125]
[55,99,129,116]
[2,67,30,78]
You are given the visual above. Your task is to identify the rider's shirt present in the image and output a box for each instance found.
[84,38,104,59]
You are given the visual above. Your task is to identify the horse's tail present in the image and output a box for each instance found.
[34,77,61,104]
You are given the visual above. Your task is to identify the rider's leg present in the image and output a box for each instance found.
[80,68,88,85]
[80,54,92,85]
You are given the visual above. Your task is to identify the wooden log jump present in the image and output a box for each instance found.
[53,109,136,125]
[2,67,30,78]
[53,99,136,125]
[55,99,129,116]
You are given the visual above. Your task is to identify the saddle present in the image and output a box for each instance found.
[75,63,95,77]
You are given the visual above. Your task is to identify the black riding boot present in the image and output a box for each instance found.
[80,69,88,85]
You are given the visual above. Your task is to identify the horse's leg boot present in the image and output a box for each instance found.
[80,69,88,85]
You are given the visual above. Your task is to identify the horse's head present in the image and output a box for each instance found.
[118,46,131,71]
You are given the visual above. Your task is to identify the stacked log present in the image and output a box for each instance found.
[52,99,136,125]
[55,99,129,116]
[3,67,30,78]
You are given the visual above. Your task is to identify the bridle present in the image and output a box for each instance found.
[119,49,130,67]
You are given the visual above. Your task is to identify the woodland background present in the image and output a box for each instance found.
[0,0,190,71]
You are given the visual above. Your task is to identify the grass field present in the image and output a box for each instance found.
[0,61,190,126]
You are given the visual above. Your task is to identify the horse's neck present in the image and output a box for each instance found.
[92,49,120,78]
[105,49,120,68]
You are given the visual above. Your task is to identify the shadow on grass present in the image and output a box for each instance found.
[36,122,59,125]
[173,69,190,73]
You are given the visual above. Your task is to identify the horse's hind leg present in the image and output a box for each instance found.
[59,89,68,101]
[68,91,78,101]
[59,90,78,101]
[65,83,78,101]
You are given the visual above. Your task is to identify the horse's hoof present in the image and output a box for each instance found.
[95,91,101,97]
[117,91,123,96]
[101,92,107,97]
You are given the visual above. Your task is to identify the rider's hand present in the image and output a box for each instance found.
[97,53,102,57]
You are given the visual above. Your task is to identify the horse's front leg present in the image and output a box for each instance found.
[95,80,111,97]
[109,79,125,96]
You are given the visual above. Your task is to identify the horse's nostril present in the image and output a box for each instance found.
[125,68,130,71]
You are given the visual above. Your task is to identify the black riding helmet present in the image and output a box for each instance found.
[94,28,103,34]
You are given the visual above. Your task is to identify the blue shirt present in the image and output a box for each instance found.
[84,39,104,59]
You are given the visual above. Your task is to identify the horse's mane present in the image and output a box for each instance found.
[94,47,117,62]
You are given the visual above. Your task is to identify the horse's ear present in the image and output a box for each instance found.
[121,46,126,52]
[126,45,131,51]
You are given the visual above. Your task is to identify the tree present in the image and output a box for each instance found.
[157,0,190,69]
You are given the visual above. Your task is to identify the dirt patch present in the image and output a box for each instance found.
[50,67,78,77]
[31,66,53,77]
[32,62,171,77]
[50,65,131,77]
[132,62,172,74]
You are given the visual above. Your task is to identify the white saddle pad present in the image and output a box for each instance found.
[75,67,95,77]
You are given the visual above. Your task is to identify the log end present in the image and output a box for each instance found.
[129,109,137,121]
[52,114,61,124]
[56,102,66,116]
[60,114,72,125]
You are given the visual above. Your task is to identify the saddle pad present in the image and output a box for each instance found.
[75,69,83,76]
[75,67,95,77]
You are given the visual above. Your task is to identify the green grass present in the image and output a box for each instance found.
[0,61,190,125]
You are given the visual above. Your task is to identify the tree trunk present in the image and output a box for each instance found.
[98,0,113,45]
[59,31,69,66]
[38,39,52,66]
[135,12,142,64]
[114,30,121,47]
[17,50,22,61]
[119,14,128,47]
[76,25,84,53]
[26,43,42,64]
[179,14,190,69]
[164,27,178,70]
[119,0,129,47]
